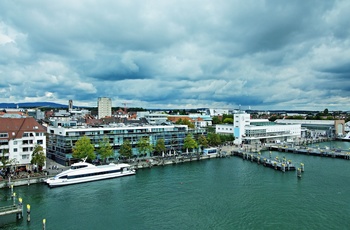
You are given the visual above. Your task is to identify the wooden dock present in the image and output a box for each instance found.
[0,204,22,216]
[0,204,23,226]
[231,150,299,172]
[269,145,350,160]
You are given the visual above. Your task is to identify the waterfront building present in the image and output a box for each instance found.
[0,117,46,170]
[98,97,112,119]
[216,112,301,145]
[47,121,206,165]
[275,119,345,138]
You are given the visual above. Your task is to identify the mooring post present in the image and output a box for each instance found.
[27,204,31,222]
[17,197,23,220]
[297,168,302,179]
[12,192,16,205]
[43,218,46,230]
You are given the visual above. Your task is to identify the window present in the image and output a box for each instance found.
[14,141,18,145]
[14,148,17,152]
[0,140,8,145]
[22,154,29,159]
[37,140,43,145]
[0,133,8,138]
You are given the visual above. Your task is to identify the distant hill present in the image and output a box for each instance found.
[0,102,68,109]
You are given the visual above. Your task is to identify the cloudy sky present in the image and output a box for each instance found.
[0,1,349,110]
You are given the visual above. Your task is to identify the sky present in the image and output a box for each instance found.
[0,0,349,111]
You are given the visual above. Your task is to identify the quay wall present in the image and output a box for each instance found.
[0,176,48,189]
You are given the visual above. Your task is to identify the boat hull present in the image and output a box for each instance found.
[46,170,135,188]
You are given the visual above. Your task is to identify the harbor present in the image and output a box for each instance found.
[0,141,349,229]
[268,145,350,160]
[3,138,350,190]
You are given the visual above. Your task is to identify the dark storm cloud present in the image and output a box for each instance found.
[0,0,349,110]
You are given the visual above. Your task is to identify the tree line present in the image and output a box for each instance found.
[72,132,234,163]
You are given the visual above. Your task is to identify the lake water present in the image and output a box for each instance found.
[1,141,350,229]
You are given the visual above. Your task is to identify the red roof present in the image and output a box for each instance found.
[0,117,45,140]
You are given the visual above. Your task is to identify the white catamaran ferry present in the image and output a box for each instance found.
[45,159,136,187]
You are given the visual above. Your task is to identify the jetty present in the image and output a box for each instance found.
[231,150,302,173]
[268,145,350,160]
[131,153,223,169]
[0,204,23,227]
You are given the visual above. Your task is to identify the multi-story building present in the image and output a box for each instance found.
[216,112,301,145]
[0,117,46,170]
[98,97,112,119]
[275,119,345,138]
[47,122,206,165]
[137,112,169,125]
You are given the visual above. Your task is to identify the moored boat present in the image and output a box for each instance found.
[338,132,350,142]
[45,159,135,187]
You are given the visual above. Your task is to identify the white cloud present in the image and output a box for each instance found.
[0,0,349,110]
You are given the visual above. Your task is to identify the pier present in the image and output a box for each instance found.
[268,145,350,160]
[0,204,23,227]
[231,150,299,173]
[131,154,220,169]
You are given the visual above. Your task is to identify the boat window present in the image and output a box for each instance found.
[71,165,88,169]
[59,175,68,179]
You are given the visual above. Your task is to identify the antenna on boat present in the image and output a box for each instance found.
[82,157,88,162]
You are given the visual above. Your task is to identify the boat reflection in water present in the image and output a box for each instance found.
[45,158,135,187]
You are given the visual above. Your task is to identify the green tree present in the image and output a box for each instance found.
[212,116,221,124]
[183,134,198,154]
[155,138,166,156]
[175,119,195,128]
[207,133,222,146]
[324,108,329,115]
[206,126,215,133]
[119,140,133,160]
[269,115,278,122]
[97,136,114,163]
[197,135,209,151]
[137,137,154,158]
[223,118,233,124]
[31,144,46,171]
[0,149,15,170]
[72,136,96,161]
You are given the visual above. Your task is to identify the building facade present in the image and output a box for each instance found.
[275,119,345,138]
[0,117,46,169]
[98,97,112,119]
[47,123,206,165]
[216,112,301,145]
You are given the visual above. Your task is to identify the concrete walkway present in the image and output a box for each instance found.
[45,159,69,176]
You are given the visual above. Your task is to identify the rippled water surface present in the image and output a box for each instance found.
[1,141,350,229]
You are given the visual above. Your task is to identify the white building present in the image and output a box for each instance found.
[275,119,345,138]
[137,112,169,125]
[209,108,230,116]
[98,97,112,119]
[0,117,46,169]
[216,124,234,135]
[216,112,301,145]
